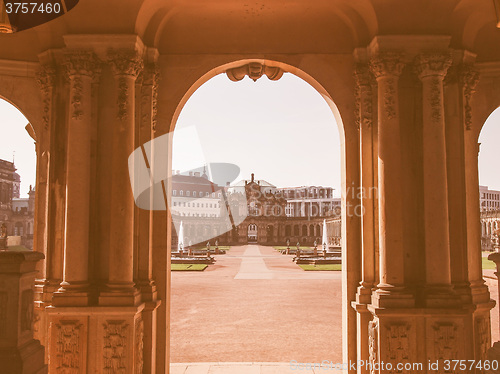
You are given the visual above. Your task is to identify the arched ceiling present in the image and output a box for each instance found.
[0,0,499,63]
[136,0,377,54]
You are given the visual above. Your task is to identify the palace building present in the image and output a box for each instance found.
[171,173,341,247]
[0,158,35,249]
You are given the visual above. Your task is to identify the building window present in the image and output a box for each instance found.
[206,192,209,197]
[180,190,184,196]
[193,191,197,197]
[173,190,177,196]
[187,191,190,196]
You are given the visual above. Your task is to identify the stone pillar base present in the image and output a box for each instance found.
[46,304,145,373]
[0,340,47,374]
[487,342,500,374]
[0,251,47,374]
[367,305,491,373]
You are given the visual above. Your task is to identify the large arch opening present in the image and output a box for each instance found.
[167,61,348,367]
[479,106,500,343]
[0,97,36,251]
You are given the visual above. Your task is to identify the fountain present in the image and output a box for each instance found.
[171,222,215,265]
[177,220,184,254]
[292,219,342,265]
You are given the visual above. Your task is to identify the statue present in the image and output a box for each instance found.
[494,229,500,251]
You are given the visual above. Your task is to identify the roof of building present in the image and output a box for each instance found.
[232,179,276,188]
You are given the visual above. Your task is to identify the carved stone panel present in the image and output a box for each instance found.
[432,323,459,374]
[385,324,411,373]
[135,317,144,374]
[21,289,33,331]
[368,320,379,374]
[103,320,129,374]
[476,316,491,363]
[53,320,85,373]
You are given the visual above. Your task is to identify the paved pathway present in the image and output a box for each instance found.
[171,245,342,363]
[171,244,499,365]
[170,362,327,374]
[234,245,340,280]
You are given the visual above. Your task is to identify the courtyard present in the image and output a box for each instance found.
[171,245,500,367]
[171,245,342,364]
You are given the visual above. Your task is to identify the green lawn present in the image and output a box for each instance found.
[171,264,208,271]
[482,257,497,270]
[274,246,314,251]
[188,246,231,251]
[299,264,342,271]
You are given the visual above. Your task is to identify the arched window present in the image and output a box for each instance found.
[180,190,184,196]
[173,190,177,196]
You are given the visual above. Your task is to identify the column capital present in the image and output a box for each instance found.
[64,50,101,78]
[354,63,373,87]
[108,49,144,78]
[369,52,405,79]
[35,64,57,130]
[35,63,56,91]
[414,52,452,79]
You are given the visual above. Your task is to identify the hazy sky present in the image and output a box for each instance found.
[172,73,342,192]
[478,108,500,190]
[0,99,36,196]
[0,72,499,197]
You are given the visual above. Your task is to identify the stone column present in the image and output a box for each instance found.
[487,252,500,369]
[370,52,412,307]
[462,66,490,303]
[415,53,456,305]
[135,61,161,374]
[0,250,47,374]
[353,62,377,373]
[99,50,143,306]
[53,51,99,307]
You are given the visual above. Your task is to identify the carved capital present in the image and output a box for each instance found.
[369,52,405,79]
[415,53,452,80]
[64,52,100,121]
[354,63,374,129]
[108,51,144,120]
[108,50,144,78]
[354,63,373,87]
[461,65,479,131]
[64,50,100,78]
[142,63,160,131]
[35,64,56,92]
[226,62,284,82]
[35,64,56,130]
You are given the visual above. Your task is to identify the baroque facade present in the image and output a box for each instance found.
[171,173,342,247]
[481,209,500,251]
[0,1,500,373]
[0,158,35,248]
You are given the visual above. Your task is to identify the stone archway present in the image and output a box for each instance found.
[1,2,500,373]
[166,58,360,369]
